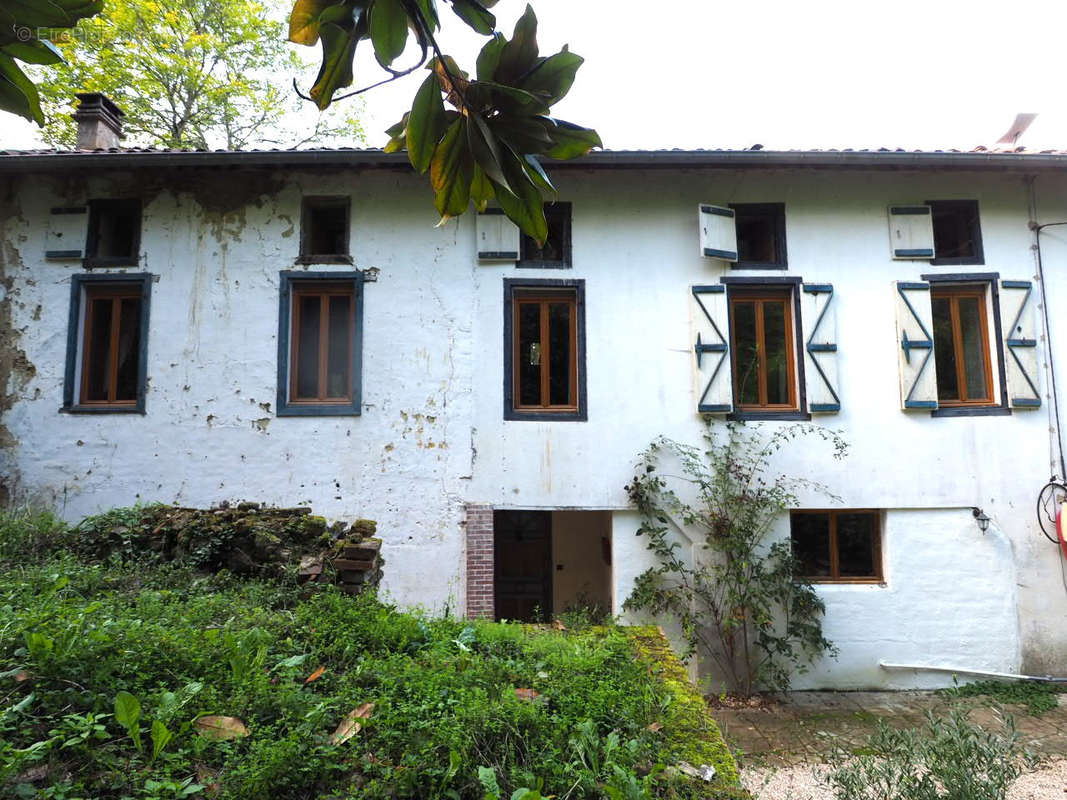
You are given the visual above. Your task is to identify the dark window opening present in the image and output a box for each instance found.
[86,199,141,266]
[929,200,983,265]
[730,203,787,268]
[289,284,355,404]
[494,510,552,622]
[931,285,993,406]
[791,510,882,582]
[730,288,797,410]
[301,197,350,261]
[519,202,571,267]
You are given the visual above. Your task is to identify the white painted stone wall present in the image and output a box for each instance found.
[4,162,1067,687]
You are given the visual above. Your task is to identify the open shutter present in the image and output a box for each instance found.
[1000,280,1041,408]
[894,281,938,409]
[802,284,840,413]
[476,209,520,261]
[691,284,733,413]
[698,204,737,261]
[46,206,87,260]
[888,206,935,259]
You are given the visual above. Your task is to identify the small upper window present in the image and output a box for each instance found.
[931,284,994,407]
[791,510,882,582]
[300,197,351,263]
[519,202,571,268]
[729,287,798,411]
[730,203,787,269]
[929,200,983,265]
[85,199,141,267]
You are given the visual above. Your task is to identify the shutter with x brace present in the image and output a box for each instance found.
[999,280,1041,408]
[801,284,840,412]
[894,281,938,410]
[691,284,733,413]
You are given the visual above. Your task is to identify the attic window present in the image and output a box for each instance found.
[300,197,351,263]
[929,200,983,265]
[730,203,787,269]
[85,199,141,267]
[519,202,571,268]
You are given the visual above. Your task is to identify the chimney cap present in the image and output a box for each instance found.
[74,92,125,120]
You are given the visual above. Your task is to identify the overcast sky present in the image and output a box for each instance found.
[6,0,1067,152]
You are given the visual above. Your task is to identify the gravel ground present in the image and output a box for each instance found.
[741,758,1067,800]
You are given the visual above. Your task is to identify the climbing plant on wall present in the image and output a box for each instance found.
[624,421,848,696]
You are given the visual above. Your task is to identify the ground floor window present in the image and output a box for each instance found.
[790,510,882,582]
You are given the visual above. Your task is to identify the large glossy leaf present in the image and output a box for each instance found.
[0,52,43,124]
[523,154,556,196]
[309,10,364,110]
[542,118,602,160]
[4,0,79,28]
[3,39,63,65]
[406,72,446,173]
[493,146,547,245]
[288,0,342,45]
[431,117,474,218]
[369,0,408,67]
[475,33,505,81]
[491,114,553,154]
[466,113,510,191]
[494,4,538,84]
[413,0,438,30]
[114,691,141,729]
[470,165,494,212]
[519,49,583,105]
[449,0,494,35]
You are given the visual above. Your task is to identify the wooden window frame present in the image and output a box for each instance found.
[277,271,363,417]
[84,199,142,269]
[63,273,152,414]
[928,199,984,266]
[298,196,352,265]
[729,287,799,412]
[518,202,572,269]
[790,509,884,584]
[503,278,586,421]
[729,202,788,270]
[930,283,995,408]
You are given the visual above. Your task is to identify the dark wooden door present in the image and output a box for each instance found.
[494,510,552,622]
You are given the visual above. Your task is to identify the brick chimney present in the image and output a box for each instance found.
[73,93,124,150]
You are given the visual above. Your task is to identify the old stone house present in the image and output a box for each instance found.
[3,94,1067,689]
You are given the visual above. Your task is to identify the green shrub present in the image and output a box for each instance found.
[940,678,1067,716]
[826,708,1035,800]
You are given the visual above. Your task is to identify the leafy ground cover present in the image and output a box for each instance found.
[0,508,741,799]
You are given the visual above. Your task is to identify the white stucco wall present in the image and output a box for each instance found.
[3,161,1067,687]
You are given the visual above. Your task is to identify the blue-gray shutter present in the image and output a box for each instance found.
[894,281,938,409]
[888,205,935,259]
[46,206,87,260]
[476,209,520,261]
[999,280,1041,408]
[801,284,840,412]
[691,284,733,413]
[698,204,738,261]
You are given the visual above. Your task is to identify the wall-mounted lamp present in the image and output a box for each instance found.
[972,508,991,533]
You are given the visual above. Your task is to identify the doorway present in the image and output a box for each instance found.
[492,510,613,623]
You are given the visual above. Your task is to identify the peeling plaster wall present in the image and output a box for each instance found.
[5,164,1067,687]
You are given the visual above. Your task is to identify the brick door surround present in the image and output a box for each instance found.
[465,503,494,619]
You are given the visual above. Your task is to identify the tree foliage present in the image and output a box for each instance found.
[624,422,847,696]
[33,0,363,149]
[287,0,601,241]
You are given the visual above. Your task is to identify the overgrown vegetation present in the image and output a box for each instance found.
[0,507,742,799]
[624,422,847,696]
[826,708,1035,800]
[940,679,1067,716]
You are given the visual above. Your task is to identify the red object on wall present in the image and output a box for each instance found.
[1056,502,1067,561]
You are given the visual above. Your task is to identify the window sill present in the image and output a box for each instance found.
[730,262,789,270]
[929,257,985,267]
[727,410,810,421]
[83,257,140,269]
[277,404,361,417]
[62,404,145,414]
[807,579,887,587]
[505,409,587,422]
[930,405,1011,418]
[295,255,354,265]
[516,260,571,270]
